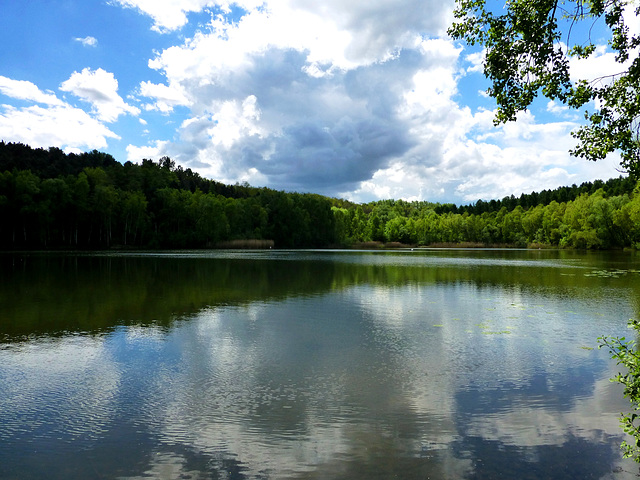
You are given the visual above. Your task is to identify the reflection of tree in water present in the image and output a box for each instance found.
[3,250,639,340]
[0,254,339,338]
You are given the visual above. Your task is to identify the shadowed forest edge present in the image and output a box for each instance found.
[1,142,639,250]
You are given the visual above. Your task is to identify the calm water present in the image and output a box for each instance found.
[1,249,640,479]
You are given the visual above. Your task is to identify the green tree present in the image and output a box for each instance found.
[68,172,90,246]
[541,200,566,245]
[350,206,368,242]
[449,0,640,175]
[599,320,640,463]
[93,185,119,246]
[463,212,485,243]
[521,205,544,243]
[191,191,229,246]
[332,206,351,246]
[415,209,440,245]
[120,190,149,246]
[297,193,336,247]
[0,171,17,245]
[385,216,413,243]
[590,192,628,247]
[153,188,193,247]
[561,193,602,248]
[14,170,42,244]
[438,213,466,243]
[502,205,526,245]
[41,177,72,246]
[367,212,385,242]
[614,188,640,247]
[261,190,310,248]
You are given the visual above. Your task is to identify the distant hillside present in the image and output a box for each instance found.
[1,142,639,250]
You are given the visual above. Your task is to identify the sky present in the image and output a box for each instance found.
[0,0,634,204]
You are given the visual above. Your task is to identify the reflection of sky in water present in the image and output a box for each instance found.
[0,336,120,446]
[0,270,638,479]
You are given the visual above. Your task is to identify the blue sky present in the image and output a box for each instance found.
[0,0,633,204]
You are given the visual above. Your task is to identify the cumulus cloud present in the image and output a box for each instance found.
[0,103,119,150]
[126,140,171,162]
[0,76,64,106]
[60,68,140,122]
[347,104,618,204]
[464,51,484,73]
[111,0,215,32]
[139,80,190,112]
[130,2,454,194]
[74,36,98,47]
[115,0,623,203]
[547,100,571,117]
[0,0,624,204]
[0,74,121,152]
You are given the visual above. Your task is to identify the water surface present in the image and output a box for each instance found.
[1,249,639,479]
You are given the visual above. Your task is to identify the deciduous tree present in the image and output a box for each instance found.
[449,0,640,174]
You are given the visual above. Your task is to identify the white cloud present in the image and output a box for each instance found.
[345,103,620,204]
[139,81,190,112]
[131,2,453,194]
[569,45,623,85]
[0,76,64,106]
[464,51,484,73]
[119,0,623,203]
[111,0,215,32]
[146,0,451,77]
[403,65,459,114]
[0,74,125,152]
[547,100,571,116]
[208,95,263,148]
[74,36,98,47]
[60,68,140,122]
[0,0,627,205]
[624,3,640,38]
[126,140,170,162]
[0,103,119,150]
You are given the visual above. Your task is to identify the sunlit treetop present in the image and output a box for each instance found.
[448,0,640,176]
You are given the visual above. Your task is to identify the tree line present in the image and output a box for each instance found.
[337,187,640,249]
[0,142,335,249]
[435,176,637,216]
[1,142,639,250]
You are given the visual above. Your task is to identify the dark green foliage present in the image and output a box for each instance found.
[1,142,640,250]
[0,142,119,178]
[0,143,336,249]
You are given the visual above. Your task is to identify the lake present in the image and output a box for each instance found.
[1,249,640,479]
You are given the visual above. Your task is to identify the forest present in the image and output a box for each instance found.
[1,141,639,250]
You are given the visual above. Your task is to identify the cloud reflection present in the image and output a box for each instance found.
[1,257,638,479]
[0,335,120,445]
[131,283,635,478]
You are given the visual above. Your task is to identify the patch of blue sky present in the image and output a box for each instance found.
[455,70,491,112]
